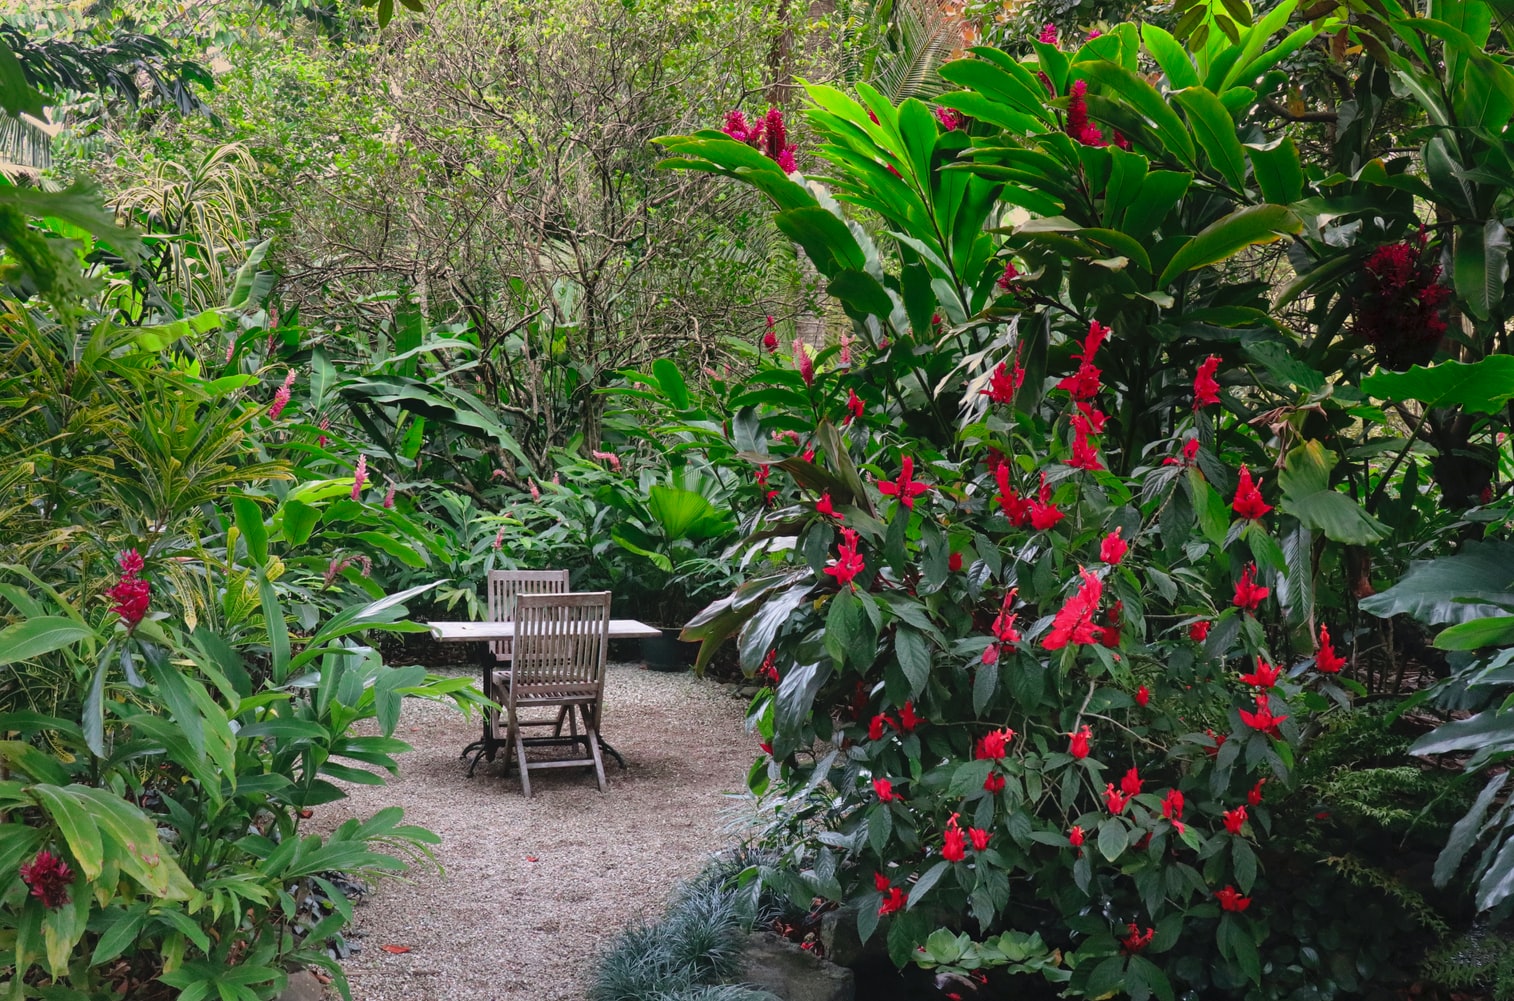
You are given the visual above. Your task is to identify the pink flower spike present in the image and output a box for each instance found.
[591,450,623,471]
[268,369,296,420]
[351,454,368,501]
[793,339,815,386]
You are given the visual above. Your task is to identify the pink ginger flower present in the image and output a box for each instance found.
[839,332,854,367]
[492,468,509,480]
[105,549,150,629]
[529,479,541,502]
[591,450,623,471]
[383,483,396,509]
[493,527,506,551]
[1039,23,1059,44]
[19,850,72,910]
[317,414,330,448]
[268,369,297,420]
[793,339,814,386]
[934,106,964,130]
[351,454,368,501]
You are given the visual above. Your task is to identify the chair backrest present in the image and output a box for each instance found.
[510,591,612,698]
[487,569,570,658]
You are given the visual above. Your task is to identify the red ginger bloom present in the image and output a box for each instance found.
[106,549,150,629]
[825,528,866,588]
[1099,528,1127,565]
[1189,619,1211,641]
[269,369,296,420]
[878,456,930,509]
[984,772,1006,792]
[1120,767,1143,798]
[969,827,991,851]
[1068,825,1085,847]
[1232,465,1273,520]
[1056,320,1109,400]
[1316,624,1347,673]
[1239,656,1283,690]
[934,106,964,130]
[763,315,778,353]
[844,388,864,424]
[1135,684,1151,707]
[873,777,896,802]
[1239,696,1287,739]
[1357,230,1451,370]
[1194,355,1221,408]
[1039,22,1059,44]
[942,813,967,862]
[1223,804,1248,834]
[1028,473,1065,531]
[997,261,1022,293]
[1043,567,1103,650]
[1232,563,1269,611]
[868,713,892,741]
[948,551,963,572]
[981,359,1024,405]
[898,701,923,732]
[793,339,814,386]
[1216,886,1252,912]
[1064,79,1107,147]
[19,849,72,909]
[976,727,1015,760]
[1121,924,1155,955]
[816,492,839,519]
[1068,724,1091,759]
[1105,783,1132,814]
[1248,778,1267,806]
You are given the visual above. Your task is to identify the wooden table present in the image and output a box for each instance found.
[427,618,663,776]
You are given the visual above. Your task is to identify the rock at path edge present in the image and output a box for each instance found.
[739,930,855,1001]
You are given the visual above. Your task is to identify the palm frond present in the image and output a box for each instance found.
[870,0,965,102]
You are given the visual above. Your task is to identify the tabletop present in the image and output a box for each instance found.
[427,619,664,642]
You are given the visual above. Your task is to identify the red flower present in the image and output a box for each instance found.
[984,772,1006,793]
[1189,620,1211,642]
[981,359,1025,405]
[1247,778,1266,806]
[948,551,963,572]
[1193,355,1221,409]
[1063,79,1106,147]
[1183,438,1201,462]
[824,528,866,588]
[1223,804,1248,835]
[976,727,1015,760]
[879,885,907,915]
[1215,886,1252,912]
[1316,624,1347,673]
[1162,788,1185,823]
[763,315,778,353]
[1135,684,1150,707]
[1120,767,1143,798]
[1068,824,1085,847]
[1232,563,1270,611]
[1238,656,1283,690]
[960,827,989,854]
[997,261,1022,293]
[19,849,72,910]
[878,456,931,509]
[1099,528,1128,565]
[1356,230,1451,370]
[1121,924,1154,955]
[845,388,864,424]
[1068,725,1091,759]
[1105,783,1132,814]
[1232,465,1273,521]
[943,814,967,862]
[793,339,814,386]
[934,106,964,130]
[758,649,780,686]
[106,549,151,629]
[1039,22,1059,44]
[874,872,892,892]
[817,492,839,519]
[1055,320,1109,400]
[1028,472,1065,530]
[1238,696,1287,738]
[868,714,893,741]
[995,464,1031,526]
[873,777,896,802]
[986,588,1021,662]
[1043,568,1103,650]
[1067,427,1104,471]
[898,701,923,732]
[1205,728,1227,758]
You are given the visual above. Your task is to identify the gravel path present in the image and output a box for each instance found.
[314,663,757,1001]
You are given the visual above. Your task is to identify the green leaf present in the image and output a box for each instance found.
[1436,617,1514,651]
[1434,771,1507,887]
[1276,440,1389,545]
[896,628,931,697]
[1097,818,1128,861]
[29,785,105,880]
[1157,204,1301,287]
[1360,356,1514,414]
[1142,24,1201,89]
[280,499,321,547]
[1172,87,1247,191]
[231,497,268,566]
[774,206,866,277]
[1361,540,1514,626]
[1246,138,1304,204]
[1411,710,1514,756]
[1453,221,1510,321]
[908,860,950,909]
[1075,61,1197,165]
[651,359,690,410]
[0,618,93,665]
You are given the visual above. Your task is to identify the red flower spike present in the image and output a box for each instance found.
[1238,656,1283,690]
[1055,320,1109,399]
[975,727,1015,760]
[1063,79,1107,147]
[996,261,1022,294]
[1232,465,1273,521]
[1039,22,1059,44]
[948,551,963,572]
[844,389,864,424]
[1248,778,1266,806]
[1068,824,1085,847]
[1105,783,1132,815]
[981,360,1024,405]
[1194,355,1221,409]
[868,714,892,741]
[872,777,896,802]
[793,339,814,386]
[1162,788,1185,823]
[984,772,1006,793]
[1238,695,1287,738]
[1121,924,1155,955]
[1223,804,1248,835]
[1068,725,1091,759]
[19,849,72,910]
[1028,472,1065,530]
[995,464,1031,526]
[816,493,839,519]
[1099,528,1128,565]
[943,814,967,862]
[1232,563,1270,611]
[1216,886,1252,912]
[824,528,866,588]
[879,886,907,915]
[969,827,991,852]
[1120,767,1143,797]
[106,549,151,629]
[1135,684,1150,707]
[1189,620,1211,642]
[1183,438,1200,462]
[898,701,923,732]
[1205,728,1227,758]
[877,456,931,509]
[1316,624,1347,673]
[763,315,778,353]
[874,872,891,893]
[1043,568,1103,650]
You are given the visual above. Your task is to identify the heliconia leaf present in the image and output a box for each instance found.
[1360,356,1514,414]
[1157,204,1301,287]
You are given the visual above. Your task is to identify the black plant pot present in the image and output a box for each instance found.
[642,626,698,672]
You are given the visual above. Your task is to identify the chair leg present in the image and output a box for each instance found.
[584,704,607,793]
[554,706,570,738]
[508,705,532,798]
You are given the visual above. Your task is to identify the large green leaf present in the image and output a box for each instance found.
[1435,616,1514,651]
[1246,138,1304,205]
[1359,356,1514,414]
[1276,441,1388,545]
[1360,540,1514,626]
[1453,221,1511,321]
[1157,204,1301,287]
[0,618,93,665]
[1171,87,1247,191]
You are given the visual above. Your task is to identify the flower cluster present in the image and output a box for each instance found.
[105,549,150,629]
[19,850,72,910]
[1354,228,1451,370]
[268,369,297,420]
[1062,80,1131,150]
[722,107,798,173]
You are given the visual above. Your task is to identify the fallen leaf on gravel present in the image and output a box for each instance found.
[525,856,538,862]
[380,945,412,954]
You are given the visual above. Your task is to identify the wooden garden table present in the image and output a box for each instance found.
[427,618,663,776]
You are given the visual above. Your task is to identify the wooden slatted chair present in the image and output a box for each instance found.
[492,591,612,797]
[485,569,571,744]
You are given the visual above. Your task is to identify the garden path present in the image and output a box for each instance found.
[313,662,755,1001]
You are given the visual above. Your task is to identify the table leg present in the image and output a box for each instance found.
[460,642,501,777]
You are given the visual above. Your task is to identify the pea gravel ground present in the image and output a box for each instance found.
[312,662,757,1001]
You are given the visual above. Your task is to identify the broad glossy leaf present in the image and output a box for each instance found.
[1453,221,1511,321]
[1276,441,1388,545]
[1172,87,1246,190]
[1157,204,1301,287]
[1360,356,1514,414]
[1362,540,1514,626]
[1435,616,1514,651]
[0,618,93,666]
